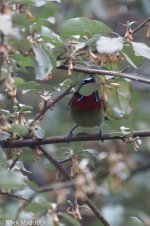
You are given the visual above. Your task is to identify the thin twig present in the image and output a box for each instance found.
[85,198,110,226]
[133,16,150,34]
[126,163,150,181]
[9,153,20,171]
[0,191,28,201]
[40,146,70,180]
[3,130,150,148]
[14,180,76,220]
[58,64,150,85]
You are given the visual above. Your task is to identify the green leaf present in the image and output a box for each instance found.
[122,45,145,68]
[59,17,112,38]
[18,103,33,111]
[79,82,99,96]
[60,213,82,226]
[18,81,42,90]
[25,180,38,191]
[25,196,50,213]
[14,77,26,87]
[0,109,11,117]
[25,202,46,213]
[31,45,53,80]
[102,78,132,119]
[131,41,150,59]
[12,53,33,68]
[33,127,45,139]
[128,217,144,226]
[31,1,60,19]
[0,132,11,141]
[8,124,29,137]
[41,26,64,47]
[9,0,32,6]
[60,79,76,88]
[18,81,53,93]
[12,13,31,30]
[82,149,98,168]
[0,171,26,189]
[42,43,57,70]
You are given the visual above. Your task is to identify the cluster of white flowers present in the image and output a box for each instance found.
[0,14,20,39]
[96,35,150,60]
[96,36,124,54]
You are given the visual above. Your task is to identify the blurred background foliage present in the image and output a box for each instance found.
[0,0,150,226]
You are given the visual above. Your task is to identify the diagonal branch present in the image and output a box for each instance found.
[133,16,150,34]
[41,146,70,180]
[3,130,150,148]
[39,147,110,226]
[58,64,150,85]
[126,163,150,181]
[29,82,77,127]
[0,191,28,201]
[14,146,110,225]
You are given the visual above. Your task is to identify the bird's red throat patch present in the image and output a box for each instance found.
[71,92,101,110]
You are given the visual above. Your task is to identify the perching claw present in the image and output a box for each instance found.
[99,126,104,142]
[67,124,78,142]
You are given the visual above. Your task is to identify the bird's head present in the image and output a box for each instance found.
[70,77,101,110]
[77,77,99,96]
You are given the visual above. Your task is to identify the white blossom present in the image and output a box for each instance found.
[131,41,150,59]
[96,36,123,54]
[0,14,21,39]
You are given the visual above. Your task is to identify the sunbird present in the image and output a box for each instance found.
[68,77,105,138]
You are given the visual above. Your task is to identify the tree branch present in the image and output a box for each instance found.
[41,146,70,180]
[3,130,150,148]
[29,82,77,127]
[0,191,28,201]
[58,64,150,85]
[39,147,110,226]
[133,16,150,34]
[14,179,76,220]
[14,146,110,225]
[85,198,110,226]
[9,153,20,171]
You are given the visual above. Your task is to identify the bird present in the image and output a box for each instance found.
[68,77,105,139]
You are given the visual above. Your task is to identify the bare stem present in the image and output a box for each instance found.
[39,147,110,226]
[14,147,110,225]
[133,16,150,34]
[0,191,28,201]
[58,64,150,85]
[3,130,150,148]
[29,82,77,127]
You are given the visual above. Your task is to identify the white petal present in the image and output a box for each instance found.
[131,41,150,59]
[96,36,123,54]
[0,14,21,39]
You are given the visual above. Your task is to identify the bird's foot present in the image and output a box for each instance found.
[99,128,104,142]
[66,124,78,142]
[66,131,73,142]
